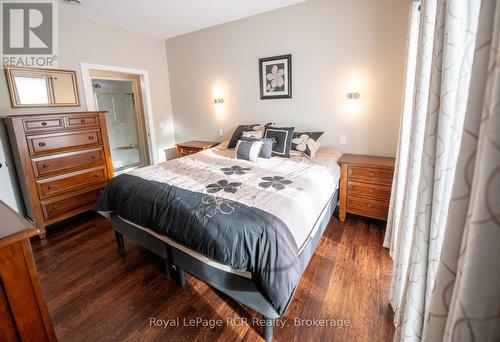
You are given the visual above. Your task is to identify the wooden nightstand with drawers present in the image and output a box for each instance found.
[338,154,395,222]
[176,140,219,158]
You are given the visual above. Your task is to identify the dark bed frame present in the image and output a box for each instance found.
[110,190,338,341]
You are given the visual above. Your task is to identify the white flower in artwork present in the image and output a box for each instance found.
[266,64,285,91]
[292,134,316,152]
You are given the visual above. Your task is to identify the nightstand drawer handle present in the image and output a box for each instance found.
[88,135,95,141]
[42,163,50,169]
[41,121,47,126]
[91,155,96,160]
[369,172,375,177]
[368,188,374,193]
[48,184,55,190]
[367,203,373,208]
[81,119,86,123]
[39,142,46,147]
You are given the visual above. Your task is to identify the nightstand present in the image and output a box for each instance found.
[176,140,219,157]
[338,154,395,222]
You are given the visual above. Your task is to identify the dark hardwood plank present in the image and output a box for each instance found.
[31,212,394,341]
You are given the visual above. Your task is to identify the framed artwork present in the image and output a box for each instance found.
[259,54,292,99]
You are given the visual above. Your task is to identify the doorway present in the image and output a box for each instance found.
[92,76,149,172]
[80,63,159,169]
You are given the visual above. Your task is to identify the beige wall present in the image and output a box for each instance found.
[0,12,176,158]
[166,0,408,157]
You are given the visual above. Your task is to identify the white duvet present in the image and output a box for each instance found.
[128,145,340,251]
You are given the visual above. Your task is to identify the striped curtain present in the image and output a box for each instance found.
[384,0,483,340]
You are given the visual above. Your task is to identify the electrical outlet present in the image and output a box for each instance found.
[218,128,224,137]
[339,135,347,145]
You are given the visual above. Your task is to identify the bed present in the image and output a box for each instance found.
[94,143,341,340]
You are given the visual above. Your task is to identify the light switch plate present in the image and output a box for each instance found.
[218,128,224,137]
[339,135,347,145]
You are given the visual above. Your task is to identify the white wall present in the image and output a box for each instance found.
[166,0,409,157]
[0,12,176,158]
[0,12,176,212]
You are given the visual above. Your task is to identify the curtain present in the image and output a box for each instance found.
[423,0,500,340]
[385,0,482,341]
[384,0,421,253]
[387,0,439,318]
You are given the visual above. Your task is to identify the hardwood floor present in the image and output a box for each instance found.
[31,212,395,342]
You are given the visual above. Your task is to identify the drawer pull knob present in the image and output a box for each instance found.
[41,121,47,126]
[81,119,86,123]
[48,185,55,190]
[88,136,95,141]
[39,142,46,147]
[91,155,96,159]
[369,172,375,177]
[42,163,50,169]
[95,173,100,177]
[367,203,373,208]
[368,188,374,193]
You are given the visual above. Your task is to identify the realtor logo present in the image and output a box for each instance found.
[1,0,58,67]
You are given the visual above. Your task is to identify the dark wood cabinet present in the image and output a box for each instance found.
[0,201,56,341]
[338,154,395,222]
[4,112,114,238]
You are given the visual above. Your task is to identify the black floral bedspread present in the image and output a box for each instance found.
[93,173,301,316]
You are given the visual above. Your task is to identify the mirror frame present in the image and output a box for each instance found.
[4,66,80,108]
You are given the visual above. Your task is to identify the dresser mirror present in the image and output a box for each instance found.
[5,67,80,108]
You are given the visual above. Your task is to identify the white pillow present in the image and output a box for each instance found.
[242,129,264,138]
[235,140,263,162]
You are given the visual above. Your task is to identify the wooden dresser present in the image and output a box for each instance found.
[176,140,219,157]
[0,200,56,341]
[338,154,395,222]
[4,112,114,238]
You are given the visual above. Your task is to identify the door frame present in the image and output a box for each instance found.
[80,63,159,164]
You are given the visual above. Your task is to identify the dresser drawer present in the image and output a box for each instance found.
[347,181,391,201]
[27,129,102,156]
[36,166,107,198]
[31,148,105,177]
[65,113,100,129]
[23,117,64,132]
[347,166,393,185]
[41,188,103,220]
[347,195,389,220]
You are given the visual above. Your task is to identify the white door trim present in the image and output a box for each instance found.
[80,63,159,164]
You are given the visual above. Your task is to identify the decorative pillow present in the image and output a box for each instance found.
[263,125,295,158]
[241,129,264,138]
[228,124,260,148]
[291,131,324,158]
[235,140,263,162]
[240,136,274,158]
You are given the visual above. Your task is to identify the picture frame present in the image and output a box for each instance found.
[259,54,292,99]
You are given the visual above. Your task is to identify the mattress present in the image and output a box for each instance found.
[94,145,340,315]
[126,145,340,250]
[116,182,338,280]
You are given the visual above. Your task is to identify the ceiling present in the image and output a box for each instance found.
[60,0,306,39]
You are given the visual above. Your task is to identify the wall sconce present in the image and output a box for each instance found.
[347,92,360,100]
[213,88,224,118]
[346,76,361,114]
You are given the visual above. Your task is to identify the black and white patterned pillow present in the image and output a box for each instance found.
[291,131,324,158]
[235,140,263,162]
[264,125,295,158]
[228,124,260,148]
[240,136,274,158]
